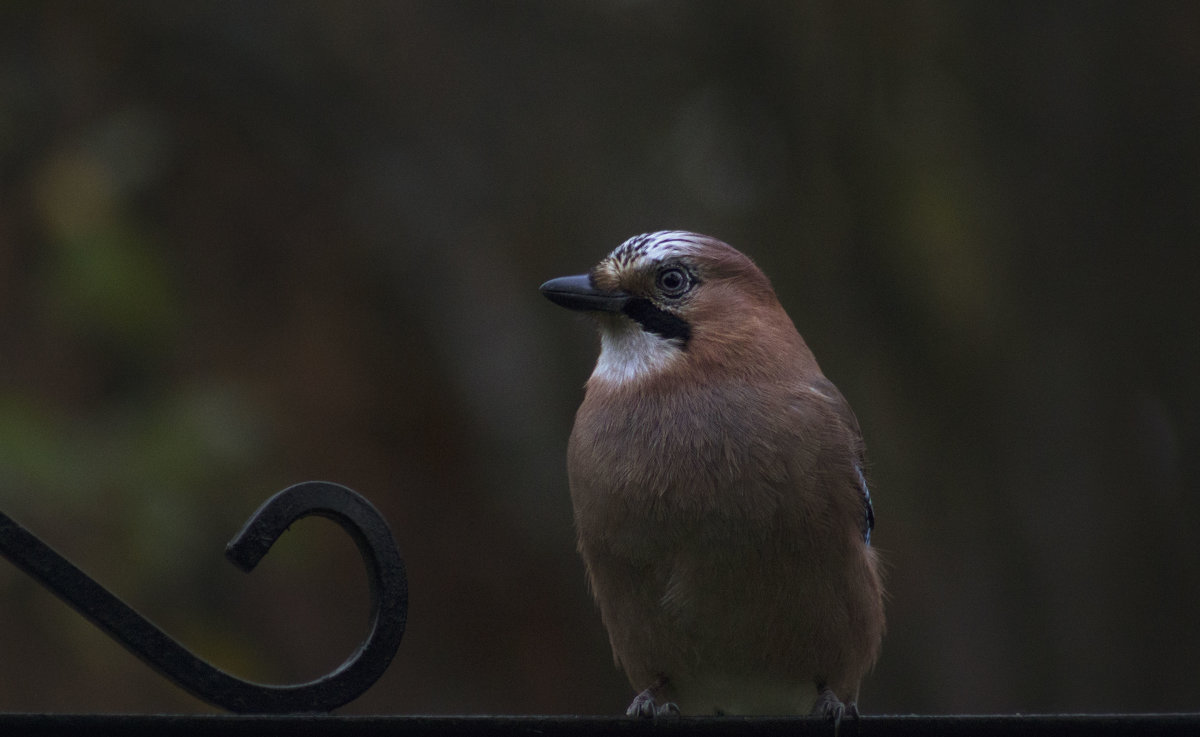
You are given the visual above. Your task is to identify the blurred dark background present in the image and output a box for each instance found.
[1,1,1197,716]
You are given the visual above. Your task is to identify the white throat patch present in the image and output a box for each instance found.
[590,317,683,385]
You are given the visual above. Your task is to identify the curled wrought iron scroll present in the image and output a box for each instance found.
[0,481,408,713]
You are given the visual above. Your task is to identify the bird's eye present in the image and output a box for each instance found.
[655,266,691,297]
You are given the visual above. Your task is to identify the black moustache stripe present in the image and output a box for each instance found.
[622,298,691,345]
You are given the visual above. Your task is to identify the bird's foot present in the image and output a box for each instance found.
[626,688,680,719]
[812,688,859,734]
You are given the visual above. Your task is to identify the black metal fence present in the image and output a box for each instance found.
[0,481,406,714]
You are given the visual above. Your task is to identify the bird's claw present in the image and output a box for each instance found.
[812,688,859,735]
[626,689,680,719]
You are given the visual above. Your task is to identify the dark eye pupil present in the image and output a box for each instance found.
[659,268,686,294]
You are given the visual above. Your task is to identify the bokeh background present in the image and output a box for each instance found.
[1,1,1197,716]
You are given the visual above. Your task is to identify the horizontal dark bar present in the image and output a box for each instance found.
[2,714,1200,737]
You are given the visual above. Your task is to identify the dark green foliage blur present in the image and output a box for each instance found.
[1,1,1197,715]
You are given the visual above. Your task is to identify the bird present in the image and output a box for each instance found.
[539,231,884,720]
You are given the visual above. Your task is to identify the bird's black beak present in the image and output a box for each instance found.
[539,274,629,314]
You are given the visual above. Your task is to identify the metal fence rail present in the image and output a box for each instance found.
[2,714,1200,737]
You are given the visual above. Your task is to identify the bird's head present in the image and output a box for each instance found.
[540,231,812,387]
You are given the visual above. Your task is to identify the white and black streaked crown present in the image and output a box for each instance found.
[605,231,709,271]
